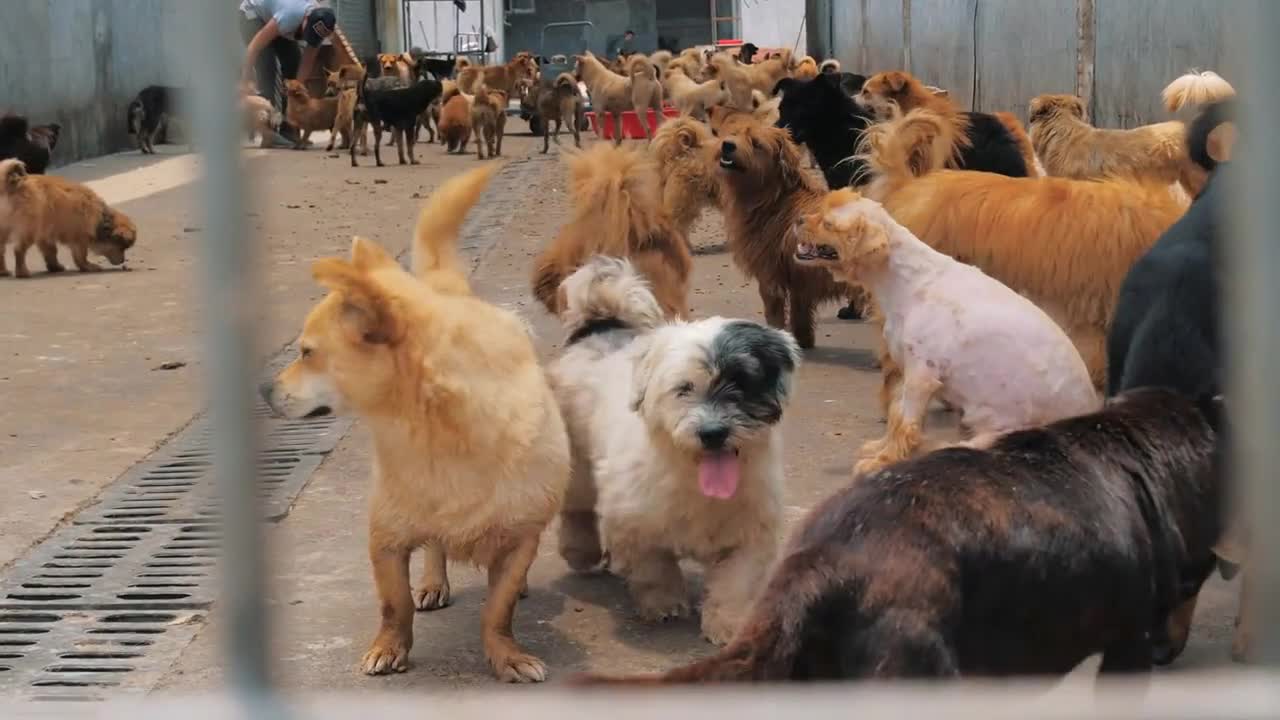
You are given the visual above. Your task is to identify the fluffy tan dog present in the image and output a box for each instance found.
[859,108,1187,388]
[795,188,1098,475]
[627,54,665,136]
[713,116,854,349]
[662,66,728,120]
[706,52,791,109]
[260,165,569,683]
[456,55,538,95]
[649,49,673,76]
[0,159,137,278]
[668,48,706,82]
[1028,70,1235,196]
[531,143,690,318]
[650,117,722,236]
[438,90,473,154]
[470,87,507,159]
[574,51,662,143]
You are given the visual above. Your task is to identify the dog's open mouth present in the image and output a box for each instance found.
[795,243,838,262]
[718,153,739,170]
[304,406,333,419]
[698,449,740,499]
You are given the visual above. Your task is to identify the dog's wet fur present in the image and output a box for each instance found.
[774,73,871,189]
[576,388,1226,684]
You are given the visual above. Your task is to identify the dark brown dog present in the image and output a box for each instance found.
[576,388,1226,684]
[712,114,852,348]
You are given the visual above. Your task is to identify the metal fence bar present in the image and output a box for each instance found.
[1230,0,1279,667]
[184,0,274,709]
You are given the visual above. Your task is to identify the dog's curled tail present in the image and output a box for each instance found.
[1162,70,1236,114]
[0,114,28,141]
[557,256,664,337]
[554,72,577,92]
[857,108,956,188]
[572,549,835,686]
[412,164,499,294]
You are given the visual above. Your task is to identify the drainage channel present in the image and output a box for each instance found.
[0,156,546,702]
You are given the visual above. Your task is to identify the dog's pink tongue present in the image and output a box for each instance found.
[698,451,741,499]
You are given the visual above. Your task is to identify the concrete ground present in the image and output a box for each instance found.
[0,124,1241,696]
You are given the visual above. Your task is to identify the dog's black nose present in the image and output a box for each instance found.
[697,424,731,450]
[257,381,274,405]
[720,140,737,157]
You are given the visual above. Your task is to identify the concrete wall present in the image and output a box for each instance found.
[0,0,190,166]
[740,0,807,56]
[818,0,1247,126]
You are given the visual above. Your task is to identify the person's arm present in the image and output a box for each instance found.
[298,47,320,84]
[241,18,282,84]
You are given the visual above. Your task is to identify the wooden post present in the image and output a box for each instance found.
[1076,0,1096,123]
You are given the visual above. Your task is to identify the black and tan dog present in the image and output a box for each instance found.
[0,115,61,174]
[127,85,186,154]
[577,387,1227,684]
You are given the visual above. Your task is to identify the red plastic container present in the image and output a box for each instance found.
[587,107,681,140]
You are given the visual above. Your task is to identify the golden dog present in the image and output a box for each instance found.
[650,117,722,236]
[261,165,569,683]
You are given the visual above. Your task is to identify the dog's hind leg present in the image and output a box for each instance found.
[612,112,624,146]
[12,235,35,278]
[361,539,415,675]
[854,610,959,678]
[0,235,9,277]
[413,541,451,611]
[788,290,817,349]
[394,128,407,165]
[38,240,64,273]
[373,126,385,167]
[483,533,548,683]
[406,127,419,165]
[558,449,603,571]
[758,283,787,330]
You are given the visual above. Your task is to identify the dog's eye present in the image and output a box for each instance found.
[674,382,695,398]
[300,346,313,359]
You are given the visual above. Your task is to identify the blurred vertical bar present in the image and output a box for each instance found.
[1229,0,1280,666]
[183,0,272,704]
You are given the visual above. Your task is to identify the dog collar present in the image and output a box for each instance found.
[566,317,629,346]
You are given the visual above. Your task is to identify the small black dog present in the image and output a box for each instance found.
[0,115,61,174]
[127,85,185,154]
[577,388,1226,684]
[352,64,442,167]
[774,73,872,190]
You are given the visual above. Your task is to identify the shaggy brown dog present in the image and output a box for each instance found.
[531,143,691,318]
[650,117,722,237]
[860,108,1186,389]
[457,55,539,96]
[1028,71,1236,196]
[575,388,1227,684]
[438,90,473,154]
[713,116,852,348]
[284,79,340,150]
[470,88,507,159]
[0,159,136,277]
[536,73,583,153]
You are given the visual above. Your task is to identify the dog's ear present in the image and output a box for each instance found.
[629,337,663,413]
[349,236,398,272]
[885,71,909,93]
[312,258,404,345]
[676,125,700,150]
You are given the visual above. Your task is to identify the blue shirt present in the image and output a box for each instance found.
[241,0,315,33]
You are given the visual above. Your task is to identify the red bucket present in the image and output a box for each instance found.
[587,107,680,140]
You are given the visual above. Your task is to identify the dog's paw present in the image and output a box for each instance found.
[700,611,739,646]
[491,651,548,683]
[46,263,65,273]
[413,581,451,611]
[360,637,410,675]
[637,595,689,623]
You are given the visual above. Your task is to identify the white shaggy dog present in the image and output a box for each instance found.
[548,257,800,645]
[794,189,1099,476]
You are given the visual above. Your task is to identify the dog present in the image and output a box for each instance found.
[818,58,841,74]
[408,51,457,81]
[774,73,873,190]
[858,108,1187,389]
[650,117,721,236]
[283,79,339,150]
[576,387,1226,684]
[650,50,674,76]
[574,52,654,144]
[549,256,799,645]
[1107,102,1243,664]
[259,165,569,683]
[377,52,414,82]
[127,85,185,154]
[456,55,539,96]
[240,82,283,148]
[713,115,855,349]
[534,73,583,153]
[750,90,781,126]
[419,78,456,144]
[706,52,791,110]
[531,143,691,318]
[352,73,442,167]
[470,87,507,160]
[668,49,706,82]
[795,188,1098,474]
[993,111,1044,177]
[0,159,136,278]
[1028,71,1235,197]
[662,66,728,121]
[791,56,819,82]
[324,67,363,153]
[626,55,665,138]
[0,115,60,174]
[437,90,473,154]
[856,70,1028,177]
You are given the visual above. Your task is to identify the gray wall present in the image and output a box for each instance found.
[0,0,190,166]
[813,0,1250,126]
[504,0,658,60]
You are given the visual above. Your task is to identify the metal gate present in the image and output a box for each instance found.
[335,0,379,57]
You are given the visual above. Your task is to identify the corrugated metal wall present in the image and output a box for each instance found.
[819,0,1249,126]
[336,0,378,56]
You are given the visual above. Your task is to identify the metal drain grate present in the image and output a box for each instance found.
[0,156,543,701]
